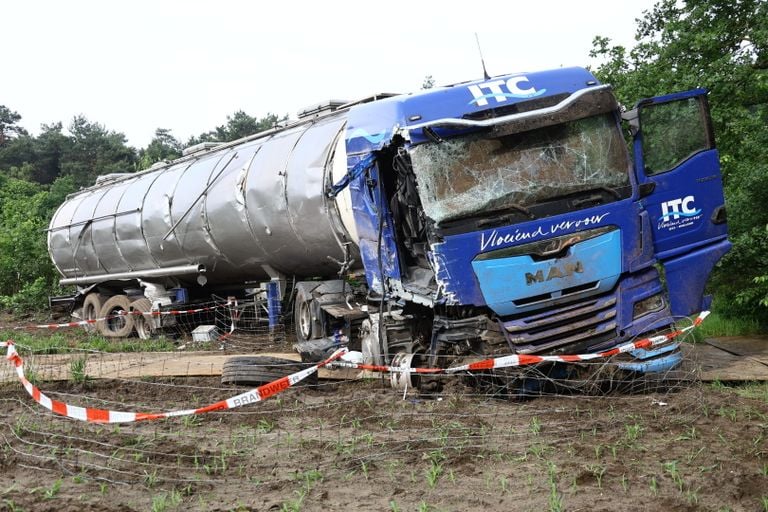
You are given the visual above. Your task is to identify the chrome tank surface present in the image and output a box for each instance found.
[48,114,358,285]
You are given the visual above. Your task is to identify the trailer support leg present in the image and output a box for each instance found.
[267,280,282,335]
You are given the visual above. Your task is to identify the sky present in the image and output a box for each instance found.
[4,0,658,148]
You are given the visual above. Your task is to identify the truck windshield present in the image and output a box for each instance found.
[410,113,630,225]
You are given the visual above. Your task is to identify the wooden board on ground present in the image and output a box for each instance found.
[3,338,768,384]
[683,340,768,381]
[0,351,360,384]
[705,336,768,366]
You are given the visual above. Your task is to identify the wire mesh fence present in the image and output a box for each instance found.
[0,310,766,511]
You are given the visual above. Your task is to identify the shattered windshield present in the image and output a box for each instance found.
[410,114,630,225]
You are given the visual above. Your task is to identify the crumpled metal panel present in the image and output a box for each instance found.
[91,180,135,273]
[49,113,355,285]
[285,116,349,270]
[204,139,270,275]
[48,194,87,275]
[68,190,107,276]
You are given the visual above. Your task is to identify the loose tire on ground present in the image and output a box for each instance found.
[97,295,134,338]
[130,298,154,340]
[221,356,318,387]
[82,293,107,332]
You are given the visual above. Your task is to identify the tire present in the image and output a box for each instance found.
[130,298,154,340]
[81,293,107,332]
[294,289,324,343]
[97,295,135,338]
[221,356,318,387]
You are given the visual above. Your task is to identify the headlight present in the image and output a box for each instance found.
[633,293,665,319]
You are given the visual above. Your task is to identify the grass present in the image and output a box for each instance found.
[69,356,90,385]
[711,381,768,405]
[690,310,762,340]
[0,329,175,355]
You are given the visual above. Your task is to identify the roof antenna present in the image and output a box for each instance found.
[475,33,491,80]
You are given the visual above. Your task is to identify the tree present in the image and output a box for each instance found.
[61,115,137,187]
[421,75,435,90]
[0,105,27,146]
[590,0,768,318]
[187,111,284,146]
[139,128,182,169]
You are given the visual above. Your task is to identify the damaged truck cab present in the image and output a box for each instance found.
[337,67,729,386]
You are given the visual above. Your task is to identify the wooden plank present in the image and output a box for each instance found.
[705,337,768,366]
[3,342,768,384]
[0,351,360,383]
[682,343,768,381]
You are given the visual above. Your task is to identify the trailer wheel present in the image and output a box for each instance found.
[81,293,107,332]
[97,295,135,338]
[221,356,318,387]
[294,290,324,343]
[130,298,155,340]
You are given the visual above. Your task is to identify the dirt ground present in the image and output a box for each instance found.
[0,372,765,512]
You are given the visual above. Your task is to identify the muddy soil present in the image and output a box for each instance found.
[0,374,765,512]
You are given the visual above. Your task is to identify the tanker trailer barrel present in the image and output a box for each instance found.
[48,110,361,288]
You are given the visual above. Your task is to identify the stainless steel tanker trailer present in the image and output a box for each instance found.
[48,66,730,392]
[48,97,365,341]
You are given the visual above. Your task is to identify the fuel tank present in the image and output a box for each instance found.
[48,112,360,286]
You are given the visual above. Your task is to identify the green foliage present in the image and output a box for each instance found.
[0,106,27,145]
[0,104,278,316]
[591,0,768,321]
[138,128,182,169]
[62,116,136,187]
[187,111,285,145]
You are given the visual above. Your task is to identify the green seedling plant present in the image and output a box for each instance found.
[69,355,90,385]
[42,479,62,500]
[586,463,607,488]
[663,460,684,492]
[547,462,562,512]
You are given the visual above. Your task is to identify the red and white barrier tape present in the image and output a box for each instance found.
[329,311,709,374]
[20,303,230,331]
[0,341,347,423]
[1,312,707,422]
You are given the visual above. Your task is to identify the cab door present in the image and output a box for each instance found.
[627,89,730,316]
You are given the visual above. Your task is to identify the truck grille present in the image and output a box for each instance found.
[500,293,617,354]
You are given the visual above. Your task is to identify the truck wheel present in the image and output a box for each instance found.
[221,356,318,387]
[294,290,324,343]
[82,293,107,332]
[97,295,135,338]
[130,298,154,340]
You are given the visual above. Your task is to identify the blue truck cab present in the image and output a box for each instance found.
[333,67,729,389]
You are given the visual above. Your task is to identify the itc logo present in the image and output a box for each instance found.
[468,76,546,106]
[660,196,701,221]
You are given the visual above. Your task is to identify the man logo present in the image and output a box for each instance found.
[525,261,584,285]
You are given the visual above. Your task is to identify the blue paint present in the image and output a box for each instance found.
[617,343,682,373]
[472,230,622,316]
[328,153,376,198]
[349,128,389,144]
[267,281,281,332]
